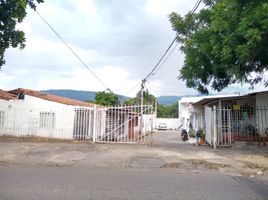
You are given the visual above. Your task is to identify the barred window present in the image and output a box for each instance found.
[39,112,55,128]
[0,111,4,128]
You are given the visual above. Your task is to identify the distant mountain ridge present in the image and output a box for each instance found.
[41,89,182,105]
[156,96,182,105]
[41,89,129,103]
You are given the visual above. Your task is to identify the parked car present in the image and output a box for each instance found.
[158,123,167,130]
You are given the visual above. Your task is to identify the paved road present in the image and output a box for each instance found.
[0,130,268,200]
[1,165,267,200]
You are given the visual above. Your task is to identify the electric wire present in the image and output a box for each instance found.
[35,10,111,92]
[154,42,179,75]
[141,0,202,84]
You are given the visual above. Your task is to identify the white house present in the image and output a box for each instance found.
[0,88,104,140]
[0,88,155,143]
[184,91,268,147]
[178,94,239,132]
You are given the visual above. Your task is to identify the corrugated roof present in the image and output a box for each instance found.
[9,88,99,107]
[0,89,17,100]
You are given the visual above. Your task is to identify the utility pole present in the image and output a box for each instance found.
[140,79,145,134]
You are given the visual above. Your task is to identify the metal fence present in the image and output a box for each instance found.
[0,104,155,144]
[204,105,268,148]
[214,106,268,147]
[95,105,155,144]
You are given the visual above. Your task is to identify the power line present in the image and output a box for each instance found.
[125,82,141,96]
[143,37,176,81]
[191,0,202,13]
[35,10,111,92]
[140,0,203,92]
[154,42,179,75]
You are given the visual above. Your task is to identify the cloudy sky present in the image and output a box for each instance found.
[1,0,267,97]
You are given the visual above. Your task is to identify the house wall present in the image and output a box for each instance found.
[142,114,155,133]
[0,95,76,139]
[155,118,180,129]
[256,93,268,135]
[178,97,203,131]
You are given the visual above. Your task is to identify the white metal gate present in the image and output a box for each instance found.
[94,105,155,144]
[205,106,232,148]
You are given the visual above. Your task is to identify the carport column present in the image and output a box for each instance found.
[93,105,97,143]
[213,106,217,149]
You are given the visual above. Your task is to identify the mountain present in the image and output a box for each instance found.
[41,89,129,102]
[42,89,182,105]
[156,96,182,106]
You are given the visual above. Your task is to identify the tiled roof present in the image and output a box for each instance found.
[9,88,99,107]
[0,89,17,100]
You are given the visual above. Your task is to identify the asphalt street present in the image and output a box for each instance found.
[0,130,268,200]
[1,165,267,200]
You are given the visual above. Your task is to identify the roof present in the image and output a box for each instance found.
[179,96,204,104]
[192,91,268,106]
[190,94,240,106]
[8,88,99,107]
[0,89,17,101]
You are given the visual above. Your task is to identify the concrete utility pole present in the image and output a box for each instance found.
[140,79,145,134]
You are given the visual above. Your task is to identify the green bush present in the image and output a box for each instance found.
[196,129,205,138]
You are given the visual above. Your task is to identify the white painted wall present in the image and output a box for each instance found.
[178,97,203,131]
[155,118,180,129]
[256,93,268,135]
[0,95,85,139]
[142,114,155,133]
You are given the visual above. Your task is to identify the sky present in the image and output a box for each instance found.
[1,0,267,97]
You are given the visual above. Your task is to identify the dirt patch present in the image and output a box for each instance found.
[128,156,166,168]
[187,159,231,170]
[242,161,268,171]
[0,136,92,144]
[161,162,182,168]
[0,160,9,166]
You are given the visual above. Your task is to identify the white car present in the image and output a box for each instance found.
[158,123,167,130]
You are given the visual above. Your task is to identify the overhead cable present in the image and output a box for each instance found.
[35,10,111,92]
[141,0,203,83]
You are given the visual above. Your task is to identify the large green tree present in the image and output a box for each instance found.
[170,0,268,94]
[0,0,43,68]
[95,91,119,106]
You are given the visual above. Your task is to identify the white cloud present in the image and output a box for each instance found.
[2,0,267,99]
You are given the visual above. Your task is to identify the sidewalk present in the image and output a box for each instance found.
[1,130,268,178]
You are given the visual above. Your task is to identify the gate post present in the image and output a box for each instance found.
[213,106,217,149]
[93,105,97,143]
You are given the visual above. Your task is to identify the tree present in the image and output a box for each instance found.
[95,91,119,106]
[157,102,178,118]
[169,0,268,94]
[124,89,156,106]
[0,0,44,68]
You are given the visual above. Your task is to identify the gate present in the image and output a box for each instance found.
[207,106,232,148]
[217,107,232,146]
[94,104,155,144]
[73,108,94,140]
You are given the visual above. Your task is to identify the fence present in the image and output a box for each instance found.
[205,105,268,148]
[95,105,155,144]
[0,104,155,144]
[0,106,76,139]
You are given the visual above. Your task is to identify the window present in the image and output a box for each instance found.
[0,111,4,128]
[39,112,55,128]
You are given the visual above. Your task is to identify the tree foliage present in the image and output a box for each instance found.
[157,103,178,118]
[95,91,119,106]
[124,89,156,106]
[169,0,268,94]
[0,0,43,68]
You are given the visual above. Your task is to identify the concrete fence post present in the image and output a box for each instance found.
[93,105,97,143]
[213,106,217,149]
